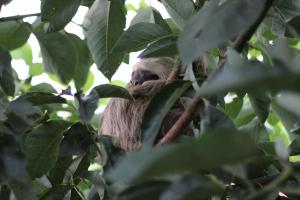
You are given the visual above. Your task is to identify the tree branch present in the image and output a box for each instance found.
[0,13,41,22]
[157,0,274,146]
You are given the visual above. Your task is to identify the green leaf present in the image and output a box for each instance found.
[224,97,243,119]
[29,63,44,76]
[201,105,236,133]
[161,0,195,29]
[35,31,77,84]
[249,92,271,123]
[82,72,94,92]
[139,35,178,58]
[5,100,44,133]
[60,123,93,156]
[67,33,92,91]
[0,47,15,96]
[90,84,133,99]
[274,0,300,21]
[196,61,300,98]
[15,92,66,106]
[76,84,132,123]
[30,83,57,93]
[85,0,125,80]
[112,23,172,53]
[48,156,73,185]
[41,0,81,32]
[240,118,269,143]
[178,0,267,63]
[141,80,191,145]
[271,98,300,135]
[274,92,300,119]
[25,120,72,178]
[108,129,258,183]
[0,134,37,200]
[235,103,256,127]
[11,43,33,65]
[116,181,170,200]
[0,21,31,50]
[161,175,225,200]
[130,7,171,32]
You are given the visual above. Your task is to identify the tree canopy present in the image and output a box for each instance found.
[1,0,300,199]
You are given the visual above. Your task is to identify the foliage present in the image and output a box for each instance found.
[1,0,300,199]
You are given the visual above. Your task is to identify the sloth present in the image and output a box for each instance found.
[99,57,191,151]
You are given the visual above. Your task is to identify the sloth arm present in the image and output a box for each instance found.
[128,79,166,97]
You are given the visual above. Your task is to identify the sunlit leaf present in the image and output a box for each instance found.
[85,0,125,80]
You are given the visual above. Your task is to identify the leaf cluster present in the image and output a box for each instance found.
[1,0,300,199]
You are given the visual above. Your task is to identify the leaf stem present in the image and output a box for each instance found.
[0,13,41,22]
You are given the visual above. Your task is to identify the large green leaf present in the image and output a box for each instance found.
[139,35,178,58]
[76,84,132,123]
[15,92,66,106]
[141,81,191,145]
[0,21,31,50]
[25,120,72,178]
[85,0,125,80]
[108,129,258,183]
[130,7,171,32]
[41,0,81,32]
[0,47,15,96]
[35,31,77,84]
[161,0,195,29]
[112,23,172,53]
[178,0,267,63]
[67,33,93,91]
[60,123,93,156]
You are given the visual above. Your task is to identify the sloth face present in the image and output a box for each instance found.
[130,69,159,86]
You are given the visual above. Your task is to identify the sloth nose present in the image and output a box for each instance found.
[130,79,142,86]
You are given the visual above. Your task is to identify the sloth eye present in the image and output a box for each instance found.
[149,74,159,80]
[131,71,135,76]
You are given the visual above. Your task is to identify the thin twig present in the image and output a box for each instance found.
[0,13,41,22]
[157,0,274,146]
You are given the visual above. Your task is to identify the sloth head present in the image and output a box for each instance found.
[129,57,175,86]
